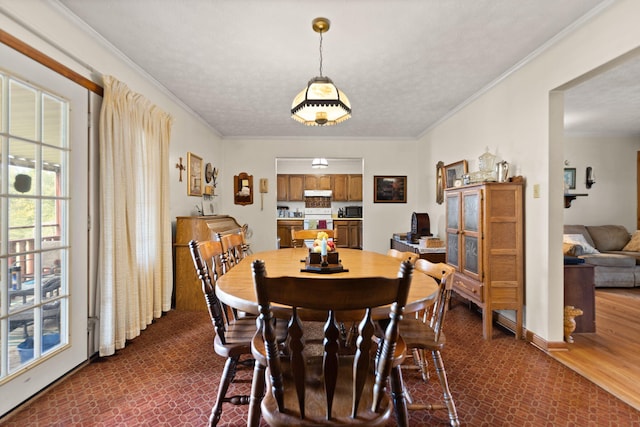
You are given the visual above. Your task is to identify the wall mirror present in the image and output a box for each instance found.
[234,172,253,205]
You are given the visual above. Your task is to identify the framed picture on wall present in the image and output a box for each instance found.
[187,152,203,196]
[564,168,576,190]
[374,175,407,203]
[443,160,468,189]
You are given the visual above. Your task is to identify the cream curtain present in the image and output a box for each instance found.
[98,75,173,356]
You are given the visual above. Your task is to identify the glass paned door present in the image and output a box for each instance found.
[0,42,88,416]
[2,76,68,371]
[461,190,482,280]
[445,192,460,269]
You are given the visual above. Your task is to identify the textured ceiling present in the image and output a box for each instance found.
[55,0,632,139]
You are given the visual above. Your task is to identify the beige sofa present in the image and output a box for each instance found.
[564,224,640,288]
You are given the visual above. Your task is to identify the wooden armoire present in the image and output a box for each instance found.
[445,182,524,340]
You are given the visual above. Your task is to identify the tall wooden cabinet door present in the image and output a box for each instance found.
[445,191,461,270]
[484,184,523,309]
[334,220,349,248]
[288,175,304,201]
[277,175,288,201]
[348,174,363,201]
[461,188,483,282]
[333,174,348,201]
[349,221,362,249]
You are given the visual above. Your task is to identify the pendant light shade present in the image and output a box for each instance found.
[291,18,351,126]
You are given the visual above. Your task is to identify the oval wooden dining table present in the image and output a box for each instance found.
[215,248,439,321]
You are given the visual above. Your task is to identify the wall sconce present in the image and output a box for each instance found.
[586,166,595,189]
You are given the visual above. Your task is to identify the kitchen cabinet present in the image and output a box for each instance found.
[334,220,362,249]
[305,175,332,190]
[333,174,348,201]
[335,174,363,201]
[348,174,363,201]
[276,174,362,201]
[445,182,524,340]
[277,219,304,248]
[288,175,305,201]
[277,175,288,201]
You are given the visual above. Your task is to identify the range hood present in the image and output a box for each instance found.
[304,190,332,197]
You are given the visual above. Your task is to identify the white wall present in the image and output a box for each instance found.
[563,136,640,231]
[419,0,640,342]
[219,138,420,254]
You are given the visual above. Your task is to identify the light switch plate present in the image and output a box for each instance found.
[533,184,540,198]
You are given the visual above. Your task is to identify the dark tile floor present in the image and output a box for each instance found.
[2,303,640,426]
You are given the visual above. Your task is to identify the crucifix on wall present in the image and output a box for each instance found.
[176,157,185,182]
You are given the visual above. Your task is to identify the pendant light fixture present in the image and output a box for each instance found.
[311,158,329,168]
[291,17,351,126]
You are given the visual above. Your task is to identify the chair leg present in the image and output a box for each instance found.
[247,361,265,427]
[431,350,460,427]
[412,347,430,382]
[210,355,239,427]
[389,365,409,427]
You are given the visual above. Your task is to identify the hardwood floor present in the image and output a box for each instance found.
[551,287,640,411]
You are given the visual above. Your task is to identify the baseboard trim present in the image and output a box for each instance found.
[494,311,567,351]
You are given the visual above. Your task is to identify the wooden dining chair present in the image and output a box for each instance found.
[399,258,459,426]
[189,239,286,427]
[290,229,336,248]
[218,230,249,271]
[386,248,419,264]
[250,258,414,427]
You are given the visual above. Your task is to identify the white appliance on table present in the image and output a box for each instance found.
[303,190,334,247]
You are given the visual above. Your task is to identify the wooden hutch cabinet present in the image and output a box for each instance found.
[445,182,524,340]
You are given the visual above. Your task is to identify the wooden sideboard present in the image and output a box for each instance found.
[389,238,446,263]
[174,215,243,311]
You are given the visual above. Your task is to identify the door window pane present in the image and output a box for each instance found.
[42,95,64,147]
[9,80,37,140]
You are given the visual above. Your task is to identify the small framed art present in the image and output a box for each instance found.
[564,168,576,190]
[443,160,468,189]
[187,152,203,196]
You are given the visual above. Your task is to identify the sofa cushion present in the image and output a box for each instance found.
[563,234,599,254]
[595,267,636,288]
[623,231,640,252]
[586,225,630,251]
[564,225,596,248]
[580,253,636,267]
[608,250,640,265]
